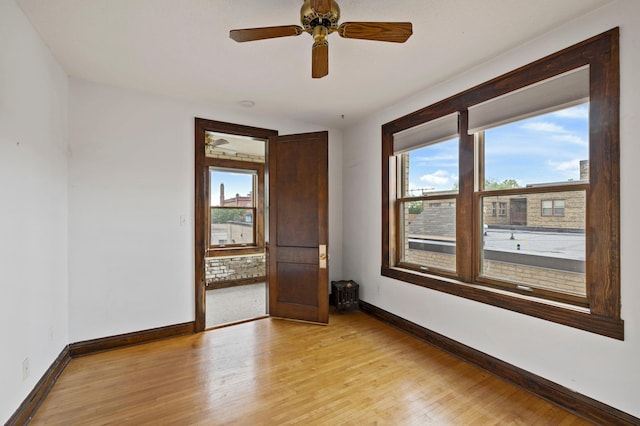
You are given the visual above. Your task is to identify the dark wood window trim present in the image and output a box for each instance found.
[195,118,277,332]
[381,28,622,339]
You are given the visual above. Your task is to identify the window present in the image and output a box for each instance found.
[210,168,257,247]
[202,130,267,255]
[394,113,459,275]
[382,29,622,339]
[541,200,565,217]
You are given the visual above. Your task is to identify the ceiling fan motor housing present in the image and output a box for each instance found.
[301,0,340,31]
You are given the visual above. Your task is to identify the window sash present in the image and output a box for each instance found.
[205,160,265,255]
[478,189,586,305]
[396,194,458,275]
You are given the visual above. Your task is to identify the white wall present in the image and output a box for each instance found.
[0,0,69,423]
[68,79,343,342]
[342,0,640,417]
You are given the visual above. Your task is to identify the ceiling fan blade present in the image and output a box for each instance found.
[229,25,304,42]
[312,41,329,79]
[337,22,413,43]
[311,0,332,14]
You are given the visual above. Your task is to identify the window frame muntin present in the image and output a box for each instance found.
[381,28,622,339]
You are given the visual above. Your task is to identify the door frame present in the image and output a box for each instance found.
[194,118,277,332]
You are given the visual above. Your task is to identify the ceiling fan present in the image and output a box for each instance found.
[205,136,237,154]
[229,0,413,79]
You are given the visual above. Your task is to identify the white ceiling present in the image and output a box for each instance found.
[17,0,611,129]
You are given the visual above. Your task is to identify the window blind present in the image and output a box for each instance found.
[468,66,589,134]
[393,112,459,154]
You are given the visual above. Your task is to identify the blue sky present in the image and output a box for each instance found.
[210,170,254,206]
[407,104,589,194]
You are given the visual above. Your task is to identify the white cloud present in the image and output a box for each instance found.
[415,154,456,162]
[552,105,589,119]
[552,134,588,146]
[414,154,458,168]
[548,159,581,173]
[520,121,566,133]
[419,170,452,186]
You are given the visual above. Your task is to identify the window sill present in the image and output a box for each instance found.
[381,266,624,340]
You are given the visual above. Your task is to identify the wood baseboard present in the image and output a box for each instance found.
[5,346,71,426]
[359,300,639,426]
[68,321,195,357]
[7,321,195,425]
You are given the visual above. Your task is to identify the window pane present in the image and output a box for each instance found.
[210,169,255,207]
[480,191,585,297]
[483,103,589,188]
[402,138,459,197]
[209,168,257,247]
[205,132,266,163]
[401,198,456,272]
[210,208,254,245]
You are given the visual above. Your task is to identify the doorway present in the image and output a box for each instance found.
[510,198,527,226]
[195,119,329,331]
[194,119,275,330]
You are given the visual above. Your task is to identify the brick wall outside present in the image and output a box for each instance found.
[404,250,585,295]
[206,253,266,284]
[483,196,513,226]
[526,191,585,229]
[482,191,585,229]
[482,259,585,296]
[405,249,456,272]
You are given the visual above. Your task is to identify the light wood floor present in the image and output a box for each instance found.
[31,311,591,425]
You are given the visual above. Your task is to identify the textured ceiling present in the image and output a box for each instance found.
[17,0,611,129]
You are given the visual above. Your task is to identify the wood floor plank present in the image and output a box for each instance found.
[31,312,592,425]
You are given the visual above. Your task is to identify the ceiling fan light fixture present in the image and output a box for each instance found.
[228,0,413,78]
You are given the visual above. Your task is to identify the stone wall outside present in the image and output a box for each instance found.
[206,253,266,284]
[526,191,585,229]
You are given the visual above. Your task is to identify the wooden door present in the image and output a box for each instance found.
[268,131,329,324]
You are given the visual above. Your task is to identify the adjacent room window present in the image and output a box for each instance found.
[210,168,257,247]
[203,131,266,254]
[382,29,621,339]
